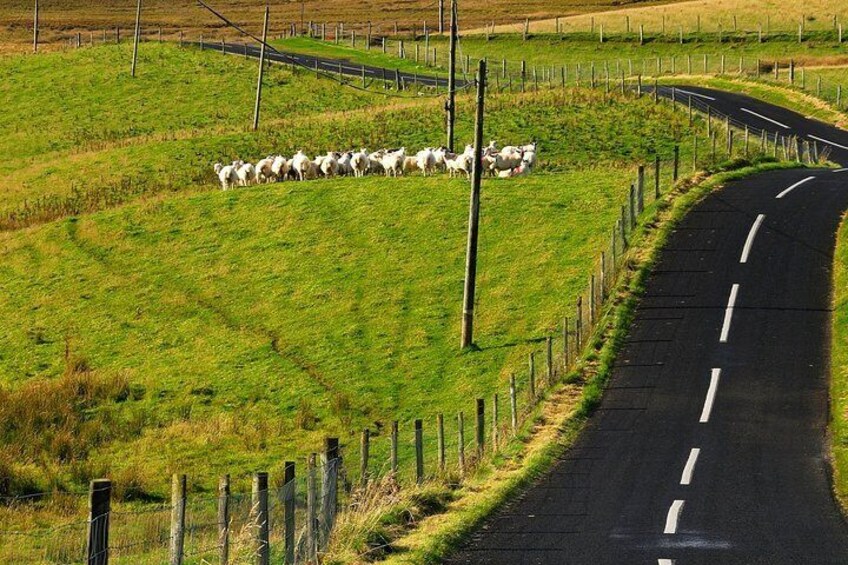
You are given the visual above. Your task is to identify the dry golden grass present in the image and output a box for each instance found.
[475,0,848,35]
[0,0,679,54]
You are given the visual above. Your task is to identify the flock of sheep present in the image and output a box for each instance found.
[212,142,538,189]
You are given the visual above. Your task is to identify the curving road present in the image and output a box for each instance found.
[195,40,457,89]
[447,89,848,563]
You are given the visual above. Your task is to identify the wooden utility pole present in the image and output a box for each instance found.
[253,5,270,131]
[131,0,142,77]
[446,0,457,151]
[33,0,39,53]
[439,0,445,34]
[460,59,486,349]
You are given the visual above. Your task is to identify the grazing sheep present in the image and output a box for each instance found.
[416,148,437,176]
[498,161,532,178]
[522,150,537,169]
[236,162,256,187]
[351,149,370,178]
[447,153,473,179]
[381,148,406,177]
[320,152,339,178]
[291,151,313,181]
[433,146,454,171]
[403,156,419,175]
[271,155,289,181]
[368,151,386,175]
[213,162,239,190]
[255,157,276,184]
[337,152,354,176]
[487,150,523,176]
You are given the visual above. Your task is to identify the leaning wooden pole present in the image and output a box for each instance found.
[33,0,39,53]
[446,0,457,151]
[131,0,142,77]
[460,59,487,349]
[253,5,270,131]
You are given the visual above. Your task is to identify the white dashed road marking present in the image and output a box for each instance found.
[740,108,790,129]
[808,135,848,151]
[664,500,685,534]
[740,214,765,264]
[700,369,722,423]
[776,176,816,199]
[719,284,740,343]
[680,448,701,485]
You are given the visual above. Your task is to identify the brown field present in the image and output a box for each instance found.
[0,0,676,54]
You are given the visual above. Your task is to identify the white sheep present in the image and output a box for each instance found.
[498,161,532,178]
[447,153,473,179]
[213,163,239,190]
[416,148,437,176]
[351,149,370,178]
[236,162,256,187]
[255,157,276,184]
[320,152,339,178]
[271,155,289,181]
[291,151,314,181]
[368,151,386,175]
[337,152,354,176]
[403,156,418,175]
[381,148,406,177]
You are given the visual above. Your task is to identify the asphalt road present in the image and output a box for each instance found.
[195,40,458,89]
[446,90,848,563]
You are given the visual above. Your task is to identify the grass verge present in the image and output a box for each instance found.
[831,212,848,509]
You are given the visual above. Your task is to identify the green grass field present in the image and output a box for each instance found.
[0,41,698,506]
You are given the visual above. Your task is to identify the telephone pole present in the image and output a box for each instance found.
[446,0,457,151]
[33,0,39,53]
[253,5,270,131]
[439,0,445,34]
[460,59,486,350]
[131,0,142,77]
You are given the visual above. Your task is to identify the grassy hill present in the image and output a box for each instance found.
[0,42,697,505]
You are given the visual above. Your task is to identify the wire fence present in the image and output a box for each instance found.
[293,25,848,113]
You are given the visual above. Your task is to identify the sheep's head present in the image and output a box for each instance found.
[213,163,223,174]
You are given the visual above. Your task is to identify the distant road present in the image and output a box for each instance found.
[194,40,458,89]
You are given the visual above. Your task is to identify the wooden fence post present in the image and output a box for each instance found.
[654,155,660,198]
[509,374,518,433]
[546,336,554,384]
[563,316,570,368]
[360,429,370,486]
[390,421,399,477]
[475,399,485,456]
[252,472,270,565]
[673,144,680,182]
[528,353,536,398]
[437,413,446,472]
[321,438,339,544]
[169,474,187,565]
[283,463,295,564]
[415,419,424,484]
[576,297,583,351]
[458,412,466,474]
[86,479,111,565]
[306,454,317,562]
[218,475,230,565]
[492,393,500,451]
